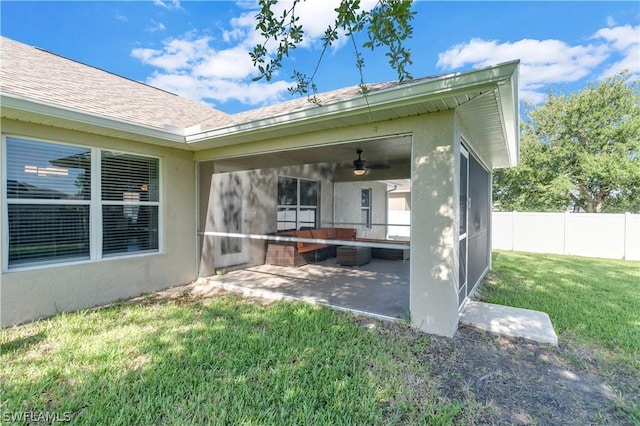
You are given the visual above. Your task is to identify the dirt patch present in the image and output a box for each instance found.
[363,319,637,425]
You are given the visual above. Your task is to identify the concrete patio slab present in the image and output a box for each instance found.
[461,300,558,345]
[202,258,410,320]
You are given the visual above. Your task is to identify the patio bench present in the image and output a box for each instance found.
[265,227,356,267]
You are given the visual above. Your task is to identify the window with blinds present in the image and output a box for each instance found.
[101,151,159,256]
[3,137,160,269]
[6,138,91,267]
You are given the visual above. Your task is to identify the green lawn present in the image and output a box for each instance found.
[2,252,638,424]
[482,251,640,368]
[1,294,471,425]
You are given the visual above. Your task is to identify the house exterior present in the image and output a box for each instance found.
[0,36,519,336]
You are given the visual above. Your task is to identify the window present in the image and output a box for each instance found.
[276,176,318,230]
[3,137,160,269]
[101,151,159,256]
[361,188,372,228]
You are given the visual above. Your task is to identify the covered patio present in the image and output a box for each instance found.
[203,257,410,320]
[194,61,519,337]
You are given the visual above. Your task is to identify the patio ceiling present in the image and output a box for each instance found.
[209,134,412,179]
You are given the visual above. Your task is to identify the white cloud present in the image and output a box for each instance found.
[153,0,181,11]
[259,0,378,48]
[436,24,639,104]
[132,34,291,107]
[192,46,255,79]
[225,0,380,54]
[132,37,213,71]
[115,14,128,23]
[591,24,640,79]
[146,20,166,33]
[146,72,291,105]
[132,0,381,110]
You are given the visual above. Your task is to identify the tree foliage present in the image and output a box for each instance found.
[250,0,416,101]
[494,72,640,213]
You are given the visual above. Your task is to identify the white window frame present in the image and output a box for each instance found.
[361,188,372,229]
[276,176,319,230]
[2,135,162,272]
[100,149,161,258]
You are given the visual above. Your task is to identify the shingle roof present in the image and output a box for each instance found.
[1,36,436,134]
[0,36,231,130]
[228,78,442,125]
[229,82,396,124]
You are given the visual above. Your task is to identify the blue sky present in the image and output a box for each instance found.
[2,1,638,115]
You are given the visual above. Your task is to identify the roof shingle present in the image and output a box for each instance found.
[1,36,437,133]
[1,36,231,130]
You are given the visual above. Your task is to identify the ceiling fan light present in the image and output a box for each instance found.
[352,148,367,175]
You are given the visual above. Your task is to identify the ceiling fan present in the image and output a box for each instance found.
[352,148,390,176]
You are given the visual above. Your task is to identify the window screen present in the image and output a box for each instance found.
[101,151,159,256]
[361,188,372,228]
[3,137,161,269]
[6,138,91,267]
[277,176,297,205]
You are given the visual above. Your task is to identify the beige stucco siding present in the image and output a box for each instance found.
[1,119,197,327]
[409,111,459,336]
[333,181,388,239]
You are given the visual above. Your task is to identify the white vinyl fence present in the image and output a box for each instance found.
[492,212,640,261]
[387,210,411,239]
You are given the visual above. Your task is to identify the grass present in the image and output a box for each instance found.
[482,251,640,363]
[1,293,473,425]
[3,252,638,424]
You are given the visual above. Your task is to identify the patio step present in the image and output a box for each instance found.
[460,301,558,346]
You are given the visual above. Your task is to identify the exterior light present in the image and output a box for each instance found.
[352,148,367,176]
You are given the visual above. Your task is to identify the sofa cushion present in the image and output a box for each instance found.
[295,230,313,250]
[336,228,356,240]
[297,243,326,253]
[311,229,328,240]
[325,228,338,239]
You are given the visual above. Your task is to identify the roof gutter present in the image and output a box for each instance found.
[1,94,187,145]
[186,60,520,145]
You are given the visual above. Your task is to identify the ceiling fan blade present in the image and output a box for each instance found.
[367,164,391,169]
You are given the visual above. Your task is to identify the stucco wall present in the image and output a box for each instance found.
[333,181,388,239]
[1,119,197,327]
[410,111,459,336]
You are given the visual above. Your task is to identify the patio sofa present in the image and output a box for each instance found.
[265,227,356,267]
[264,227,410,267]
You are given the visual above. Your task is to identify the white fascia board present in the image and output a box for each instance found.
[1,94,187,145]
[496,62,520,167]
[186,60,521,145]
